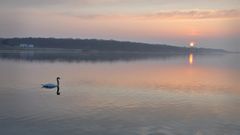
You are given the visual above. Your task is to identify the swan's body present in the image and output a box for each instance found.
[42,77,61,95]
[41,83,57,89]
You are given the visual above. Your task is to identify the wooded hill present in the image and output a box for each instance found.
[0,38,226,54]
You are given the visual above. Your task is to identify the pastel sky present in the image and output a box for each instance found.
[0,0,239,50]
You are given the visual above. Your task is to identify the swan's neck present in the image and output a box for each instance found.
[56,78,60,95]
[57,79,60,86]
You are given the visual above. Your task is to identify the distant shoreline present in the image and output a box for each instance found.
[0,38,231,62]
[0,38,228,54]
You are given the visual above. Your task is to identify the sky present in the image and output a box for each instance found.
[0,0,239,50]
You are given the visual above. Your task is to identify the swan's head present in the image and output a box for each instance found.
[57,77,60,80]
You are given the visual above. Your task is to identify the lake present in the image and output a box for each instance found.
[0,52,239,135]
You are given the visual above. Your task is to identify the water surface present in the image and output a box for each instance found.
[0,52,239,135]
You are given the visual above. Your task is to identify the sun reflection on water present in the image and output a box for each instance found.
[189,53,193,65]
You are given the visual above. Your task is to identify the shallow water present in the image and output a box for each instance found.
[0,52,240,135]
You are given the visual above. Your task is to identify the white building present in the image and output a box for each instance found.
[19,44,34,48]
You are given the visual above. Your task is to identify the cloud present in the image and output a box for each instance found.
[1,0,239,9]
[150,9,240,19]
[0,0,135,7]
[61,9,240,20]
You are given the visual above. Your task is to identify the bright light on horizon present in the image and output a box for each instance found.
[190,42,195,47]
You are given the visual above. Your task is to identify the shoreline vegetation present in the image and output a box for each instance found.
[0,38,228,54]
[0,38,231,62]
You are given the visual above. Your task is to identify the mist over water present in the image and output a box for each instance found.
[0,52,239,135]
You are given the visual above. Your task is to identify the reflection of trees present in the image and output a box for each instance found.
[0,51,189,63]
[0,51,226,63]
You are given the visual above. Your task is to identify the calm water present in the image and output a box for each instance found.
[0,52,240,135]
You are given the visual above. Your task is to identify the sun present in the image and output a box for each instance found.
[189,42,195,47]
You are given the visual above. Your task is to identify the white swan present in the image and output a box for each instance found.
[42,77,60,95]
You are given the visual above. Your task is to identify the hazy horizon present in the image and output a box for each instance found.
[0,0,239,51]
